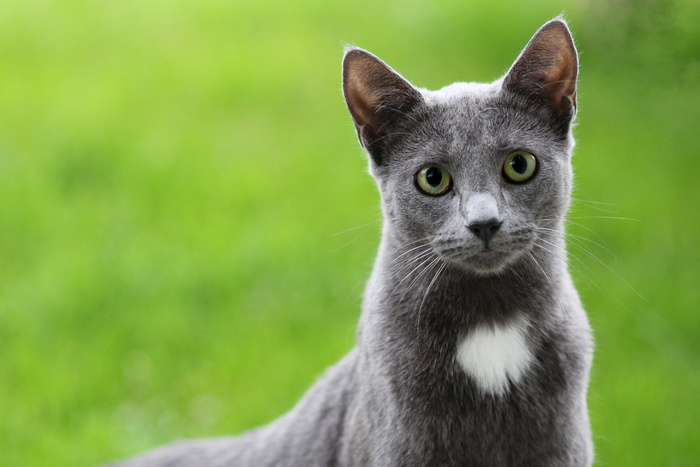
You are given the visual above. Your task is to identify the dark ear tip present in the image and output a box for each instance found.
[342,47,372,66]
[545,14,571,28]
[343,46,364,56]
[539,17,574,40]
[530,17,577,63]
[547,17,569,27]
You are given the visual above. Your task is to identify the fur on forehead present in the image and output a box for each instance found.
[366,83,574,176]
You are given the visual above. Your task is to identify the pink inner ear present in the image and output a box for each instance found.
[344,69,380,129]
[545,50,575,89]
[545,48,577,109]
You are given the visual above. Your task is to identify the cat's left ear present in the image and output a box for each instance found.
[503,18,578,118]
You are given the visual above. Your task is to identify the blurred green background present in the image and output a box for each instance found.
[1,0,698,465]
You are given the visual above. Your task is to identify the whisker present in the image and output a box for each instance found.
[389,255,443,320]
[534,240,630,313]
[330,219,381,236]
[540,224,636,290]
[329,229,371,253]
[506,263,528,288]
[389,253,438,299]
[571,198,617,206]
[536,226,626,270]
[562,219,613,249]
[387,252,435,285]
[571,197,619,214]
[566,216,640,222]
[535,225,617,285]
[417,261,446,316]
[526,251,564,310]
[527,251,554,289]
[363,239,435,311]
[533,222,642,310]
[533,240,598,290]
[566,239,646,302]
[340,276,369,315]
[387,240,432,267]
[415,261,447,340]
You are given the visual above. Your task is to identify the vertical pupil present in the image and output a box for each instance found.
[510,154,527,174]
[425,167,442,187]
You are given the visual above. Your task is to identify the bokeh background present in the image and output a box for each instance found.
[1,0,698,465]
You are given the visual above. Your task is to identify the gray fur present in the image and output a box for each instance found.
[110,18,593,467]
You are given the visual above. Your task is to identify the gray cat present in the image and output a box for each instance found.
[111,18,593,467]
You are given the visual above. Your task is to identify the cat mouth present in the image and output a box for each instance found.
[433,238,527,275]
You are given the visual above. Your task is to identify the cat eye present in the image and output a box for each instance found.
[415,165,452,196]
[503,151,537,183]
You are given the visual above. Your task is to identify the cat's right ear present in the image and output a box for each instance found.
[342,48,423,165]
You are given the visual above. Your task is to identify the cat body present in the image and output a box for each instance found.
[112,18,593,467]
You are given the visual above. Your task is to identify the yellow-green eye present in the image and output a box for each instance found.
[416,165,452,196]
[503,151,537,183]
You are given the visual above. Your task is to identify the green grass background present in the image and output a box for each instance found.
[1,0,698,465]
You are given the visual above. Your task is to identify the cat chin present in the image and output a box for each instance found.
[447,249,524,277]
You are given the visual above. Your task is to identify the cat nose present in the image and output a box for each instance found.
[468,219,502,244]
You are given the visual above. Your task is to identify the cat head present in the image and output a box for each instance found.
[342,19,578,276]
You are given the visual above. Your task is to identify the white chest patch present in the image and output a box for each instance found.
[456,316,534,396]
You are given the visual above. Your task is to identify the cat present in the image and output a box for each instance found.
[111,17,593,467]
